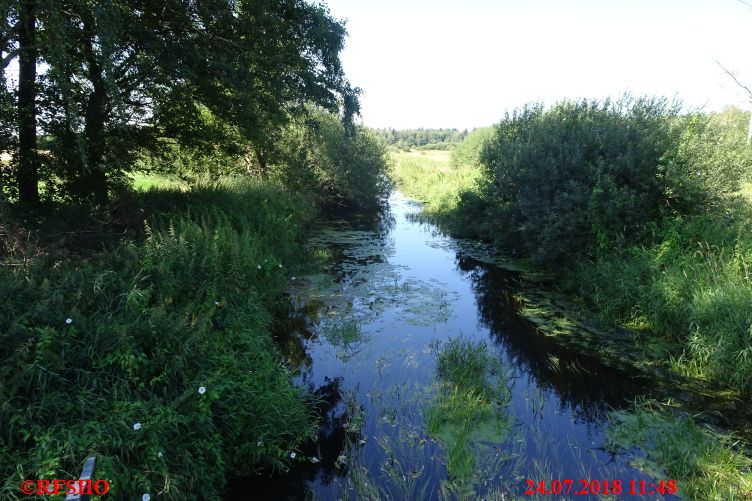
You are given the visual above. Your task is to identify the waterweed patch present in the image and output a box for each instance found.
[294,228,458,330]
[425,337,513,492]
[333,383,442,501]
[606,399,752,500]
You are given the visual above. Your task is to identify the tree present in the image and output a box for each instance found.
[4,0,360,203]
[16,0,38,204]
[0,0,18,175]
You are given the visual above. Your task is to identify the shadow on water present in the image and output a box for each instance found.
[225,377,356,501]
[457,254,652,422]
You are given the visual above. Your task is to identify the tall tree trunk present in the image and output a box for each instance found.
[82,82,108,202]
[17,0,39,205]
[80,21,108,203]
[254,148,267,176]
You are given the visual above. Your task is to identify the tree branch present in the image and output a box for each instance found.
[715,59,752,102]
[1,43,44,70]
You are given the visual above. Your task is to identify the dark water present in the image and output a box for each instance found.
[226,194,678,500]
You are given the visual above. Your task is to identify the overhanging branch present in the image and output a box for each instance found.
[715,59,752,102]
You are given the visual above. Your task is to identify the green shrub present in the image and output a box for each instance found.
[479,96,682,265]
[271,109,392,211]
[663,107,752,214]
[0,180,317,499]
[450,127,493,169]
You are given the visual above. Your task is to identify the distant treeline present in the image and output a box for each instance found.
[373,128,469,150]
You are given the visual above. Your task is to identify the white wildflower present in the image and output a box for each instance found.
[198,386,206,395]
[278,264,282,268]
[290,276,296,280]
[214,301,220,306]
[65,318,72,324]
[290,452,296,459]
[133,422,142,430]
[257,264,261,270]
[158,451,163,459]
[142,494,151,501]
[257,440,263,447]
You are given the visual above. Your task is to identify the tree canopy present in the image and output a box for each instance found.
[1,0,360,203]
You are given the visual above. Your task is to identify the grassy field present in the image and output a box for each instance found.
[741,181,752,201]
[129,172,188,191]
[390,150,482,234]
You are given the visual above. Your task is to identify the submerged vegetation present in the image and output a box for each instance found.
[607,400,752,500]
[425,338,512,492]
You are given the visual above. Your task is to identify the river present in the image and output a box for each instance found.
[226,193,678,500]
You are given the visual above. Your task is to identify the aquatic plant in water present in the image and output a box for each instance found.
[425,337,514,494]
[606,399,752,500]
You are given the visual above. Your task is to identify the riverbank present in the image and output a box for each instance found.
[0,179,321,499]
[391,147,752,499]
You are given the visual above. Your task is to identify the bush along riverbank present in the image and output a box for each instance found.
[0,181,320,499]
[392,98,752,498]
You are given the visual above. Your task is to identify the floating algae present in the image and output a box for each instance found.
[294,228,459,330]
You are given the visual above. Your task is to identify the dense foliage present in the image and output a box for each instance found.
[1,2,394,497]
[270,109,392,211]
[473,99,751,266]
[0,181,318,499]
[476,98,676,264]
[450,126,493,169]
[134,108,392,211]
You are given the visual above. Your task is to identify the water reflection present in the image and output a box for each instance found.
[457,254,651,424]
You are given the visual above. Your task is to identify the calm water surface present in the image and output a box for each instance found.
[227,194,677,500]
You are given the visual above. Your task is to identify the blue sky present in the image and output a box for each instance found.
[324,0,752,129]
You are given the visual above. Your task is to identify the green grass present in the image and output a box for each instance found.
[390,150,481,233]
[561,213,752,393]
[0,179,319,499]
[129,171,187,191]
[607,400,752,500]
[435,336,492,394]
